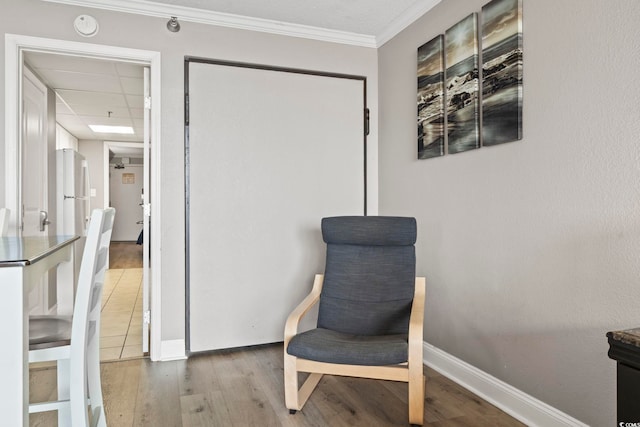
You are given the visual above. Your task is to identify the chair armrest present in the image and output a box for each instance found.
[284,274,324,347]
[408,277,426,364]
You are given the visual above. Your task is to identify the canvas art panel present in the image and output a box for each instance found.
[445,13,480,154]
[417,35,445,159]
[482,0,523,146]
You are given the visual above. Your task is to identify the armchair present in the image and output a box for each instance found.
[284,216,426,425]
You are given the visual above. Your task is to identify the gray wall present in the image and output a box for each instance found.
[0,0,378,344]
[378,0,640,425]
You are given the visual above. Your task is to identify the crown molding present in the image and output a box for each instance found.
[375,0,442,47]
[40,0,378,47]
[41,0,441,48]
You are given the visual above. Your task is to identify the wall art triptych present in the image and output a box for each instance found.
[417,35,444,159]
[481,0,524,146]
[445,13,480,155]
[417,0,523,159]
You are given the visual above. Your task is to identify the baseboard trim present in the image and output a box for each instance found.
[159,339,187,361]
[423,342,587,427]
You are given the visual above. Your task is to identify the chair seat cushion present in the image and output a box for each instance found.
[287,328,408,366]
[29,316,72,350]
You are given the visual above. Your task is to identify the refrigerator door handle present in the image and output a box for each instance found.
[39,210,51,232]
[82,159,91,235]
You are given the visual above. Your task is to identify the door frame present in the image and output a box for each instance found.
[4,34,164,360]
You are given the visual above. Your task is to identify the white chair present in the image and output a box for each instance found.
[29,208,115,427]
[0,207,9,236]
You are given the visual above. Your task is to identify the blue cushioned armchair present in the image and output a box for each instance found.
[284,216,426,425]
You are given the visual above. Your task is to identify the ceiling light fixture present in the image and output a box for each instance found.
[89,125,134,134]
[167,16,181,33]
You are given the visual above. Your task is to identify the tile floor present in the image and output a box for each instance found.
[100,267,145,361]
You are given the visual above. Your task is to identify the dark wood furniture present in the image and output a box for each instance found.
[607,327,640,424]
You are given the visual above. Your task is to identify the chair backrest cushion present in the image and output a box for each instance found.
[317,216,416,336]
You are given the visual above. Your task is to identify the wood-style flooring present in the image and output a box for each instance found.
[109,241,143,269]
[30,344,525,427]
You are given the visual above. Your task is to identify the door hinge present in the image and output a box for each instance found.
[185,93,189,125]
[364,108,370,136]
[143,203,151,217]
[144,96,151,110]
[143,310,151,324]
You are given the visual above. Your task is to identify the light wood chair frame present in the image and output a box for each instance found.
[284,274,426,425]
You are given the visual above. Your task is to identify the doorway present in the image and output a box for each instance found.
[103,141,145,360]
[4,34,163,360]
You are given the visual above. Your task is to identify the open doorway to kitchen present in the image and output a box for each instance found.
[5,34,162,360]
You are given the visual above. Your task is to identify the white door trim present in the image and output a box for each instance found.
[4,34,164,361]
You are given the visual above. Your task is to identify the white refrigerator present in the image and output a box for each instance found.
[57,148,90,237]
[56,148,90,310]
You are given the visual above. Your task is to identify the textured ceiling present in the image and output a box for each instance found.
[144,0,428,35]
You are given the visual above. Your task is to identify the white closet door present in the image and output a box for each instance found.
[187,62,365,352]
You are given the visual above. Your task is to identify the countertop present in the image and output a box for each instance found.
[608,328,640,348]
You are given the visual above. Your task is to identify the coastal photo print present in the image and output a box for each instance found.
[445,13,480,155]
[417,35,445,159]
[481,0,523,146]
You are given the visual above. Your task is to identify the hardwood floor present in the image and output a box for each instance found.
[30,344,525,427]
[109,241,143,269]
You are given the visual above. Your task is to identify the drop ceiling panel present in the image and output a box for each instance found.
[23,51,145,143]
[39,70,122,93]
[115,62,146,78]
[55,100,74,115]
[70,106,131,118]
[27,54,110,74]
[57,90,128,108]
[125,94,144,108]
[120,77,145,95]
[129,108,145,119]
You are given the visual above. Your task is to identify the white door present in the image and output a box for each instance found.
[22,66,52,314]
[142,66,151,353]
[109,165,143,241]
[22,67,49,237]
[187,61,366,352]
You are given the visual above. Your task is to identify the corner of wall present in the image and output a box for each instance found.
[423,342,588,427]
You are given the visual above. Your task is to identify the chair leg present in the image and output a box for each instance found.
[57,359,71,427]
[284,353,300,410]
[87,344,106,427]
[284,353,323,412]
[69,356,90,427]
[408,372,425,426]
